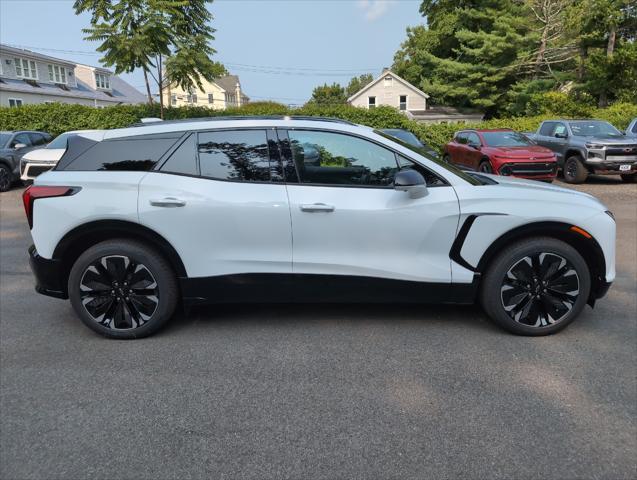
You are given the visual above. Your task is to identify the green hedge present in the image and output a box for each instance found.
[1,101,635,153]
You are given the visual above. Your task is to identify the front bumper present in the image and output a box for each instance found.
[497,161,558,180]
[28,245,67,299]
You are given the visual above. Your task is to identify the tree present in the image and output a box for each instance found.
[346,74,374,98]
[74,0,226,118]
[307,83,347,105]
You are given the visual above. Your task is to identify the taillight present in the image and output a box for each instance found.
[22,185,80,229]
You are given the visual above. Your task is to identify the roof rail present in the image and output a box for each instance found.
[130,115,357,127]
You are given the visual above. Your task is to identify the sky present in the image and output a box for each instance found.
[0,0,425,105]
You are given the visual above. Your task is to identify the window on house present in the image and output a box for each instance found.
[95,73,110,89]
[8,98,23,108]
[208,93,214,104]
[191,93,197,103]
[399,95,407,111]
[384,76,393,87]
[14,58,37,79]
[48,65,67,84]
[171,94,177,106]
[368,96,376,109]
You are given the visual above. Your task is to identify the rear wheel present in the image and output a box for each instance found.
[478,160,493,174]
[620,173,636,183]
[563,155,588,184]
[68,239,178,339]
[480,237,590,336]
[0,164,12,192]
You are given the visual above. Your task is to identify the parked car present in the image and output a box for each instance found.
[626,118,637,138]
[443,129,557,182]
[526,119,637,183]
[379,128,440,159]
[0,130,52,191]
[25,116,615,339]
[20,130,102,182]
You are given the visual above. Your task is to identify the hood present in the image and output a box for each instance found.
[578,136,637,145]
[21,148,65,162]
[490,145,554,158]
[478,173,606,210]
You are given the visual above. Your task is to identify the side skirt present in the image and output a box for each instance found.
[179,273,479,306]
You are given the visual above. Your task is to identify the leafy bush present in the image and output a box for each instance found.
[1,101,635,154]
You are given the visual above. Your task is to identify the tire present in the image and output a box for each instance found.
[563,155,588,184]
[478,159,493,174]
[0,164,12,192]
[480,237,591,336]
[442,154,451,163]
[620,173,636,183]
[68,239,178,339]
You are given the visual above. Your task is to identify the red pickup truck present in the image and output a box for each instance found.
[443,129,557,182]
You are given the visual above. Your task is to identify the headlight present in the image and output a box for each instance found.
[586,143,606,149]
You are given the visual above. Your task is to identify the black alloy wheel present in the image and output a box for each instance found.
[0,165,12,192]
[479,160,493,174]
[79,255,159,330]
[500,252,579,327]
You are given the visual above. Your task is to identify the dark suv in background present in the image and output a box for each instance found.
[0,131,52,191]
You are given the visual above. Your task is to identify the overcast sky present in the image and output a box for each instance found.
[0,0,423,104]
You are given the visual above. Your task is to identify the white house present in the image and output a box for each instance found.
[0,44,146,108]
[347,69,429,112]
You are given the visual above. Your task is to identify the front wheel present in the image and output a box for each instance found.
[478,160,493,174]
[0,164,12,192]
[480,237,591,336]
[620,173,636,183]
[563,156,588,184]
[68,239,178,339]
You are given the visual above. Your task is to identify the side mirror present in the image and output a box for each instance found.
[394,169,428,199]
[555,132,567,139]
[13,143,27,150]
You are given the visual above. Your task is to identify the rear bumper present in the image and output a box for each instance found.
[28,245,67,299]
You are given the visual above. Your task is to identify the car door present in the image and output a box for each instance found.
[9,133,34,160]
[449,132,468,167]
[465,132,483,170]
[549,122,569,164]
[280,128,460,283]
[138,129,293,280]
[534,122,555,149]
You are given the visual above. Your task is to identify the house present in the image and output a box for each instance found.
[347,69,429,113]
[347,69,484,124]
[0,44,146,107]
[162,75,249,110]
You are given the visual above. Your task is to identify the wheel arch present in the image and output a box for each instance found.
[474,221,606,305]
[565,148,585,161]
[53,220,187,293]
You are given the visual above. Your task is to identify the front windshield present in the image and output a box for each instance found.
[569,121,622,137]
[375,129,482,185]
[46,133,71,149]
[482,131,531,147]
[0,133,11,148]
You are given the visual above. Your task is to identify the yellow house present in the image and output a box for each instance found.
[162,74,249,110]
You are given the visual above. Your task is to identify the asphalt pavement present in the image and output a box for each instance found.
[1,177,635,479]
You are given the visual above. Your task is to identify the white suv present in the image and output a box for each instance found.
[24,117,616,339]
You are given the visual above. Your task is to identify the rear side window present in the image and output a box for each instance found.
[197,130,272,182]
[160,134,198,176]
[62,134,181,171]
[455,132,468,144]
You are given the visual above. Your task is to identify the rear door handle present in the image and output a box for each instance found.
[300,203,335,213]
[149,197,186,208]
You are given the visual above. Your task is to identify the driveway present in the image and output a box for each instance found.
[1,178,635,479]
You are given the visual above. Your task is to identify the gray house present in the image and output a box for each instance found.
[0,44,146,108]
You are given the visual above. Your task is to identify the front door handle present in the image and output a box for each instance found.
[149,197,186,208]
[300,203,335,213]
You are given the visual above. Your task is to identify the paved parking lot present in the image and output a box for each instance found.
[1,177,635,480]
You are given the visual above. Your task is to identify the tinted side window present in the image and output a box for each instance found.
[28,133,48,146]
[455,132,468,144]
[12,133,32,147]
[632,122,637,133]
[160,134,197,176]
[397,154,447,187]
[539,122,554,136]
[466,132,481,146]
[198,130,271,182]
[553,123,568,136]
[64,134,180,171]
[288,130,398,187]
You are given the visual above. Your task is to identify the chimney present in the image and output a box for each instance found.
[235,82,242,107]
[382,67,391,73]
